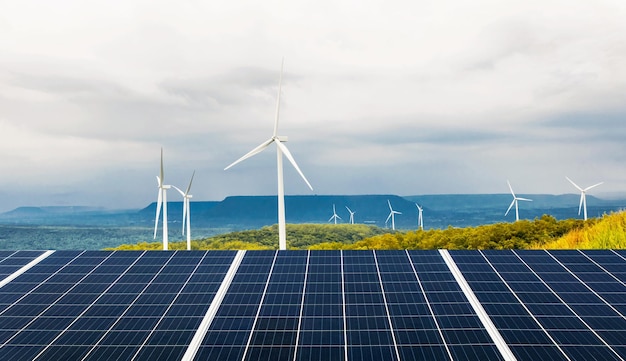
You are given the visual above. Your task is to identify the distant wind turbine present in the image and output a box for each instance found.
[566,176,603,221]
[505,180,532,222]
[154,148,172,250]
[173,171,195,251]
[224,59,313,250]
[328,204,341,224]
[415,203,424,230]
[386,200,402,230]
[345,206,356,224]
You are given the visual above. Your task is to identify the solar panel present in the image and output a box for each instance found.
[0,249,625,361]
[451,250,626,361]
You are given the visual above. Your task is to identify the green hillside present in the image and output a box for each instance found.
[111,212,626,250]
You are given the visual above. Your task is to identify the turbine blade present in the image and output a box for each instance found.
[386,213,392,223]
[578,193,584,215]
[517,197,532,202]
[171,185,185,197]
[275,141,313,190]
[154,189,162,238]
[507,180,516,197]
[185,171,195,195]
[505,199,515,216]
[328,215,334,222]
[584,182,604,191]
[566,176,584,192]
[345,206,352,213]
[387,200,393,211]
[160,148,164,185]
[156,175,161,187]
[273,58,284,138]
[224,138,274,170]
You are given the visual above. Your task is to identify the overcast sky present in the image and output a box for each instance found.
[1,0,626,212]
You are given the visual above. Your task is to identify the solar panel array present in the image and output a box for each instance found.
[0,249,624,361]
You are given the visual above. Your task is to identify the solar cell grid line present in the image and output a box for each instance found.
[376,250,453,361]
[511,250,624,361]
[74,251,185,361]
[0,250,53,289]
[343,250,397,361]
[194,250,277,361]
[460,250,572,360]
[292,251,345,361]
[13,252,149,360]
[0,251,117,350]
[402,249,454,360]
[410,251,505,361]
[578,250,626,289]
[244,251,308,361]
[341,250,348,361]
[478,250,625,361]
[180,250,244,361]
[545,250,626,321]
[291,250,310,361]
[0,250,85,322]
[371,250,403,361]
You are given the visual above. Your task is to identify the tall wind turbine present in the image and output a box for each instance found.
[345,206,356,224]
[328,204,341,224]
[154,148,171,250]
[173,171,195,251]
[566,176,603,221]
[415,203,424,230]
[505,180,532,222]
[386,200,402,230]
[224,59,313,250]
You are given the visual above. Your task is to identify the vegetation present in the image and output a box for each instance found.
[110,213,626,250]
[534,211,626,249]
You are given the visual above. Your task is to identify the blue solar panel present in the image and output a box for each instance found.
[1,249,625,360]
[0,250,236,361]
[452,249,626,361]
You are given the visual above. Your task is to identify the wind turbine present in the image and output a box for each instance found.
[386,200,402,230]
[328,204,341,224]
[173,171,195,251]
[224,59,313,250]
[566,176,603,221]
[345,206,356,224]
[505,180,532,222]
[415,203,423,230]
[154,148,171,250]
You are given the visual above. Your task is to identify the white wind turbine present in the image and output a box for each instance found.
[345,206,356,224]
[415,203,424,230]
[566,176,603,221]
[505,180,532,222]
[224,59,313,250]
[173,171,195,251]
[386,200,402,230]
[154,148,171,250]
[328,204,341,224]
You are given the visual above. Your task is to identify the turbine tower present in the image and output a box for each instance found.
[566,176,603,221]
[173,171,195,251]
[386,199,402,230]
[415,203,424,230]
[505,180,532,222]
[345,206,356,224]
[224,59,313,250]
[154,148,171,250]
[328,204,341,224]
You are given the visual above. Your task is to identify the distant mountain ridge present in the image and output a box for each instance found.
[2,194,625,230]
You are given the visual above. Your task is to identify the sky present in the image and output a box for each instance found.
[1,0,626,212]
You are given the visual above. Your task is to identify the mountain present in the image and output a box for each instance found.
[2,194,625,230]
